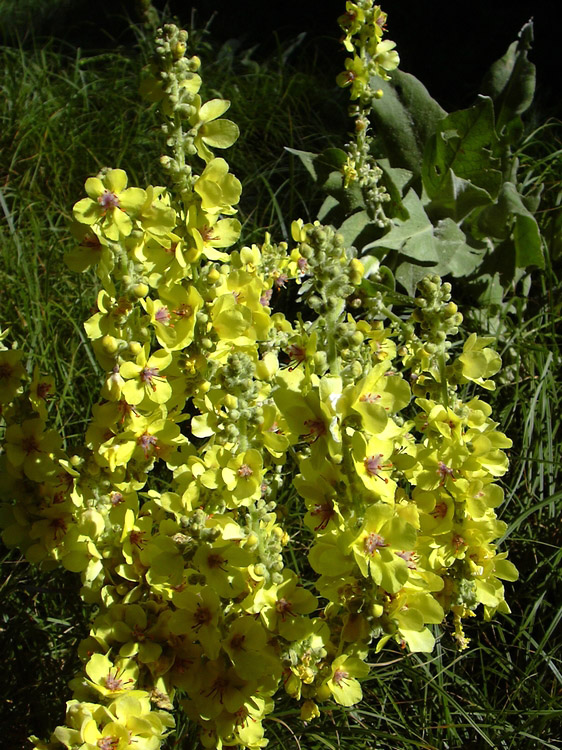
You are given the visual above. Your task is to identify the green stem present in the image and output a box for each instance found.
[438,347,449,408]
[325,299,341,376]
[237,416,249,452]
[380,304,410,335]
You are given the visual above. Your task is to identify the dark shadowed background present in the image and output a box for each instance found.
[0,0,559,115]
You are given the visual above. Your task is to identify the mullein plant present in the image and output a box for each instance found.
[0,6,518,749]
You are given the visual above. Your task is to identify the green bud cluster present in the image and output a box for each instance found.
[143,25,202,192]
[298,225,353,304]
[413,275,463,344]
[344,116,393,225]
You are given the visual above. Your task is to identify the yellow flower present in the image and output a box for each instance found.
[73,169,146,241]
[83,652,139,698]
[120,346,172,405]
[189,97,240,163]
[318,653,369,707]
[4,418,61,482]
[0,348,25,404]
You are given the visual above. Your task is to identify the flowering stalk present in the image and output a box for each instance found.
[336,1,400,225]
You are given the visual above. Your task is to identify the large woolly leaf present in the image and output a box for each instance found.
[285,146,347,183]
[477,182,544,268]
[363,189,438,262]
[338,210,374,247]
[393,218,485,295]
[284,147,320,181]
[369,69,447,175]
[480,20,536,134]
[377,158,413,222]
[394,258,435,297]
[432,218,486,277]
[425,168,494,223]
[422,97,502,200]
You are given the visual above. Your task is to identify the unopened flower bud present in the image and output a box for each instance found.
[349,258,364,285]
[133,283,149,298]
[101,335,119,354]
[313,351,328,371]
[172,42,186,59]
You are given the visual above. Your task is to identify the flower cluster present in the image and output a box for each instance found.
[336,1,399,104]
[0,15,516,750]
[336,1,397,224]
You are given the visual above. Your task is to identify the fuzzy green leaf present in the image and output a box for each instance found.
[477,182,544,268]
[370,69,447,175]
[425,168,493,223]
[480,20,536,133]
[285,147,319,180]
[338,210,374,247]
[423,97,503,200]
[432,218,487,277]
[364,189,438,262]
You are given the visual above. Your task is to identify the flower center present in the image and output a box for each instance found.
[140,366,160,384]
[229,633,246,651]
[364,454,384,477]
[98,191,120,210]
[82,232,101,249]
[437,461,455,483]
[137,432,159,458]
[395,550,417,569]
[431,501,448,519]
[332,667,349,686]
[173,303,193,318]
[275,597,295,620]
[364,532,387,556]
[274,272,288,289]
[286,344,306,364]
[36,381,52,399]
[452,533,466,552]
[206,552,226,570]
[200,225,218,243]
[302,418,326,442]
[130,530,147,549]
[260,289,273,307]
[155,306,171,324]
[104,671,124,691]
[237,463,253,478]
[49,518,67,539]
[205,676,228,703]
[311,501,336,531]
[193,604,213,630]
[21,435,41,455]
[97,737,119,750]
[359,392,381,404]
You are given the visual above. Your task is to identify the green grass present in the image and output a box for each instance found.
[1,8,561,750]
